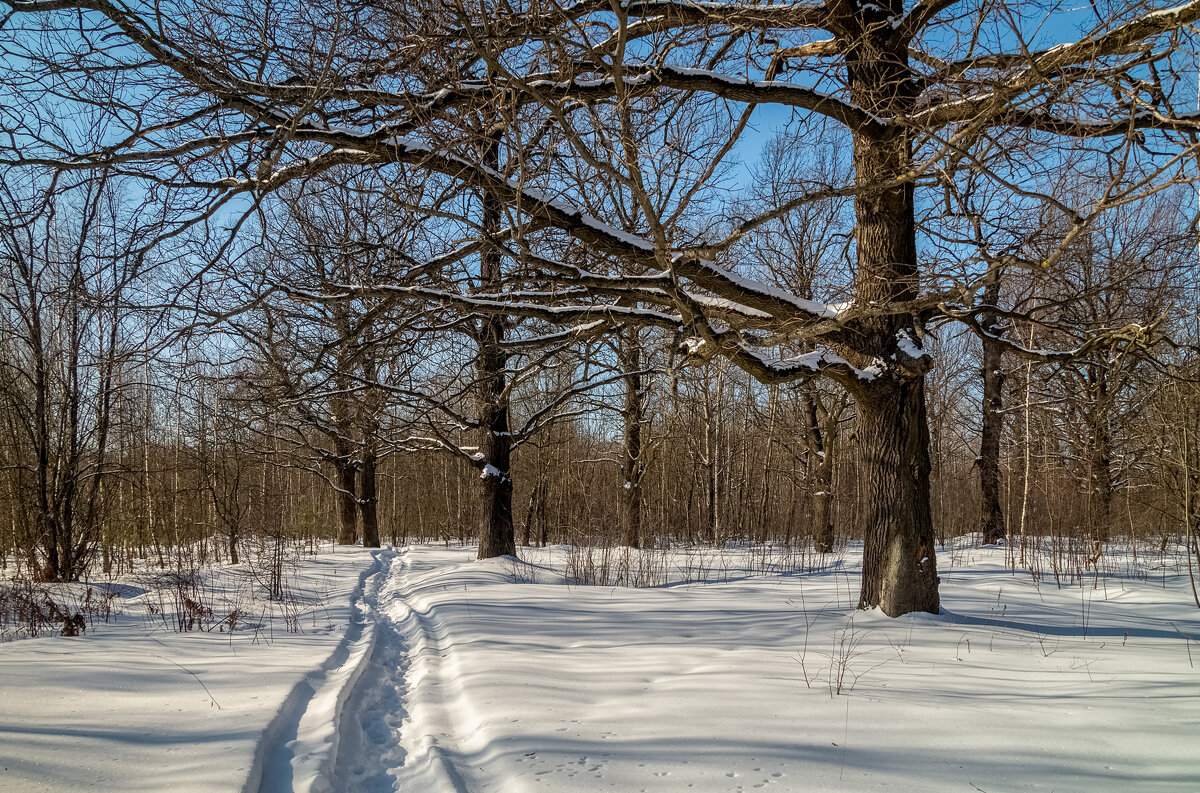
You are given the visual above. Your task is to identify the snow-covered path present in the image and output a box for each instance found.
[317,547,470,793]
[265,546,470,793]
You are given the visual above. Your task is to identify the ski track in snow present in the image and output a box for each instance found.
[253,549,391,793]
[327,547,469,793]
[259,547,470,793]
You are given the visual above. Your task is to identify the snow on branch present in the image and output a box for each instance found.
[671,258,845,324]
[911,0,1200,135]
[518,64,883,132]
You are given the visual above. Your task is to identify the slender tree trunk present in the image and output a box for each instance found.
[619,331,644,549]
[758,385,778,542]
[522,485,536,547]
[979,278,1007,544]
[805,391,837,553]
[228,524,239,565]
[702,376,722,546]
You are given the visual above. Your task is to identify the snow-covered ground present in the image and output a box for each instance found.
[3,540,1199,792]
[0,545,382,793]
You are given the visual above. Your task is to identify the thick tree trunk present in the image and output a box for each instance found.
[1086,364,1114,542]
[855,381,940,615]
[812,454,835,553]
[477,385,515,558]
[359,446,380,548]
[619,332,643,549]
[846,12,940,615]
[979,279,1007,545]
[1089,421,1113,543]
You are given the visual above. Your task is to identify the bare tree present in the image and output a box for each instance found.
[0,175,149,580]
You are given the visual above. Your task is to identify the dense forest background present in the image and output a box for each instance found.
[2,173,1198,585]
[1,0,1199,612]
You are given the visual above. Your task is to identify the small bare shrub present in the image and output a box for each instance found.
[0,580,118,640]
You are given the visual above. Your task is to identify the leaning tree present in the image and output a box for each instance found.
[3,0,1198,613]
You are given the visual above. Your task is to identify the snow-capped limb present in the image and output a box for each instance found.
[916,99,1200,137]
[1034,0,1200,70]
[919,0,1200,79]
[496,320,608,351]
[438,0,832,52]
[776,37,841,58]
[517,64,883,133]
[670,291,877,390]
[894,329,930,361]
[892,328,934,376]
[713,337,882,389]
[480,463,507,481]
[685,294,773,321]
[285,283,671,331]
[415,423,495,471]
[670,257,848,331]
[503,0,833,38]
[943,302,1168,364]
[514,247,671,290]
[910,0,1200,134]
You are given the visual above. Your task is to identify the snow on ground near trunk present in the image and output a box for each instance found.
[0,546,381,793]
[373,542,1200,793]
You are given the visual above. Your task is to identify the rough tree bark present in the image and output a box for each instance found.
[358,352,382,548]
[979,278,1007,545]
[846,11,939,615]
[332,302,359,545]
[334,443,358,545]
[1087,363,1114,543]
[619,329,644,549]
[805,391,837,553]
[475,131,516,560]
[855,381,940,615]
[359,445,380,548]
[476,331,515,557]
